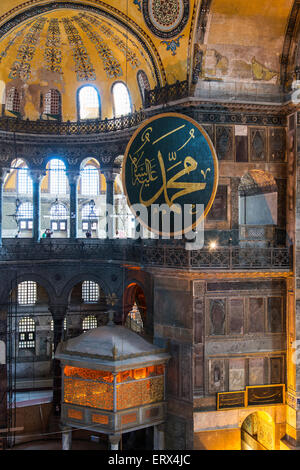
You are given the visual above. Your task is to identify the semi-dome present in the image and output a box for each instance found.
[0,8,157,121]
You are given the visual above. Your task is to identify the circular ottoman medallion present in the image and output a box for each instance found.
[142,0,189,38]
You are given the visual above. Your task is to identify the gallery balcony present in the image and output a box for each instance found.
[0,238,291,271]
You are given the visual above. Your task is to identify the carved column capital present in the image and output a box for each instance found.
[29,169,46,184]
[49,305,68,320]
[67,170,81,186]
[103,169,118,183]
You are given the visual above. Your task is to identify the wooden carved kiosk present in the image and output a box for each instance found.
[55,316,170,450]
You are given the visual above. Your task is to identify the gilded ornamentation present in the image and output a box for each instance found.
[142,0,189,38]
[78,14,140,70]
[70,15,122,79]
[44,18,62,74]
[0,21,33,64]
[61,17,96,82]
[161,35,184,56]
[9,17,47,80]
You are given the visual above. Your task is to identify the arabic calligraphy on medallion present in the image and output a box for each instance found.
[122,113,218,236]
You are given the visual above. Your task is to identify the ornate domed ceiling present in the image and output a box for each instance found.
[0,8,162,120]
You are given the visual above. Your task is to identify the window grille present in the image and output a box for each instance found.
[44,89,61,116]
[6,87,21,113]
[49,159,68,195]
[17,281,37,305]
[18,317,35,349]
[18,167,33,194]
[82,315,98,332]
[81,165,99,196]
[82,281,99,303]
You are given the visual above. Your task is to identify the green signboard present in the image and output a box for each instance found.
[122,112,218,236]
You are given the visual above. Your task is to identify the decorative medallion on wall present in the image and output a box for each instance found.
[142,0,189,39]
[122,112,218,237]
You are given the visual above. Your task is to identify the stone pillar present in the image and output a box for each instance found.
[103,170,117,239]
[30,170,44,242]
[49,305,68,416]
[154,424,165,450]
[68,171,80,239]
[109,434,121,450]
[0,170,7,247]
[62,427,72,450]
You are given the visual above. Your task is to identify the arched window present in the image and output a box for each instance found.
[18,281,37,305]
[18,166,32,194]
[17,202,33,231]
[6,87,21,113]
[78,86,100,120]
[81,165,99,196]
[112,82,131,117]
[44,89,61,117]
[137,70,150,104]
[82,281,99,303]
[49,159,68,195]
[50,201,68,232]
[82,315,98,332]
[82,202,98,233]
[18,317,35,349]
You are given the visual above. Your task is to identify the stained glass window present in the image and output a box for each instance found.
[79,86,100,120]
[81,165,99,196]
[112,83,131,117]
[18,281,37,305]
[49,159,68,195]
[82,281,99,303]
[18,317,35,349]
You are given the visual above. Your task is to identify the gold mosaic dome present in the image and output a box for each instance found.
[0,8,157,121]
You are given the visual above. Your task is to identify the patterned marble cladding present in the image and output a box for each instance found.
[194,278,286,398]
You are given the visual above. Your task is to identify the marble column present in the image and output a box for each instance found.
[49,305,68,416]
[68,172,80,239]
[109,433,121,450]
[103,170,117,239]
[62,427,72,450]
[30,170,44,242]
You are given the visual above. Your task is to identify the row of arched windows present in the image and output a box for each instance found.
[8,159,107,196]
[5,70,150,119]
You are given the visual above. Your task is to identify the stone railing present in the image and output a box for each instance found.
[144,80,189,108]
[0,111,147,136]
[0,239,291,270]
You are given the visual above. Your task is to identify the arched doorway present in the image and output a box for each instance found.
[123,283,147,335]
[241,411,275,450]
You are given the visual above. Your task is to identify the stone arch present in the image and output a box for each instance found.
[241,410,275,450]
[60,272,112,305]
[122,281,147,326]
[7,272,55,304]
[0,1,165,86]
